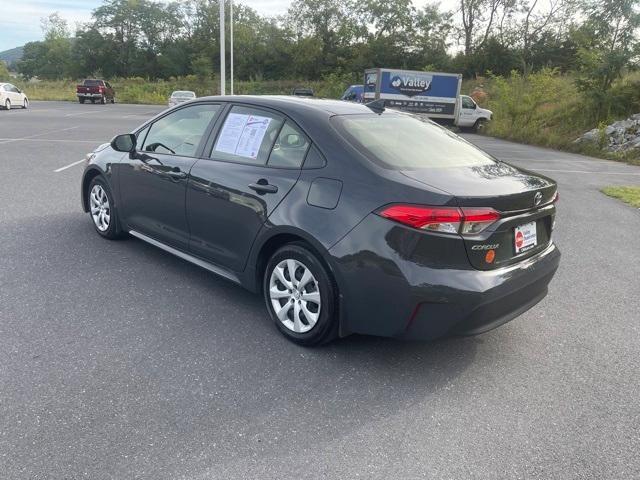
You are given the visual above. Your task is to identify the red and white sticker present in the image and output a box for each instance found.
[514,221,537,254]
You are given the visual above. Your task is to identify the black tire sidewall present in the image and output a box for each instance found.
[263,244,337,345]
[87,176,120,239]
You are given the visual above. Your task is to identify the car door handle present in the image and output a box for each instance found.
[249,181,278,194]
[166,168,187,179]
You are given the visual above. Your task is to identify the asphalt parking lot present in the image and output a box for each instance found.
[1,101,639,479]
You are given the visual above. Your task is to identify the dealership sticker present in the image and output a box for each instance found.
[514,222,537,254]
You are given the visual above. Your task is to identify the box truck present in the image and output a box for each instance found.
[362,68,492,132]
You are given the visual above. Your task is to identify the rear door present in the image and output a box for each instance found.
[117,103,221,250]
[186,104,308,271]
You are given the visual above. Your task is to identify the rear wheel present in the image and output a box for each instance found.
[110,97,115,104]
[87,176,125,240]
[264,243,338,346]
[100,96,106,105]
[90,99,95,104]
[4,99,10,110]
[79,98,85,104]
[22,98,28,109]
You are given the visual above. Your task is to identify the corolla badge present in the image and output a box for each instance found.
[389,73,432,97]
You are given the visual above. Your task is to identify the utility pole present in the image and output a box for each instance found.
[219,0,225,95]
[230,0,234,95]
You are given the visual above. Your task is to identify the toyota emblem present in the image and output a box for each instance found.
[534,191,543,206]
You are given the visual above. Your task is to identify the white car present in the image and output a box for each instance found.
[168,90,196,107]
[0,83,29,110]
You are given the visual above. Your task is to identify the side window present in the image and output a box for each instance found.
[462,96,475,109]
[105,82,112,89]
[267,122,310,168]
[142,104,219,157]
[303,145,326,169]
[136,124,151,146]
[211,106,284,166]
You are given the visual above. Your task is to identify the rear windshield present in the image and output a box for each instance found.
[331,113,495,170]
[172,91,195,98]
[83,80,103,86]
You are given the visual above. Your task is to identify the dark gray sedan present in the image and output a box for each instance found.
[80,96,560,345]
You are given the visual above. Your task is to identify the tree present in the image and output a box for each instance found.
[0,61,11,81]
[16,13,72,79]
[574,0,640,116]
[459,0,503,57]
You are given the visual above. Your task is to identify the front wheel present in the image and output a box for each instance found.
[264,244,339,346]
[473,118,488,133]
[87,176,126,239]
[23,98,28,109]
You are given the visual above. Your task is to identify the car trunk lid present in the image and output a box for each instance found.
[400,162,557,270]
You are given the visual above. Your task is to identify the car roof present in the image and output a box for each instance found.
[197,95,373,116]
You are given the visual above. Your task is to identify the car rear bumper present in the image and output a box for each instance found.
[77,93,104,98]
[328,214,560,340]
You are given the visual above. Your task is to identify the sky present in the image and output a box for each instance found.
[0,0,452,52]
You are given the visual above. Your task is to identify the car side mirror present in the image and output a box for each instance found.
[111,133,136,153]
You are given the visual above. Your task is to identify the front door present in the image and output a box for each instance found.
[458,95,478,127]
[187,105,309,272]
[117,103,221,250]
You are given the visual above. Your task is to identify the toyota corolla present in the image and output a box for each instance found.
[81,96,560,345]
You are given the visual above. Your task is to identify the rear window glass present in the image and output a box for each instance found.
[172,91,195,98]
[332,113,495,170]
[83,80,103,86]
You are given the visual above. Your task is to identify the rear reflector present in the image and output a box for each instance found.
[378,204,500,235]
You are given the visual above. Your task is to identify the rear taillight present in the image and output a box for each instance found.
[459,207,500,234]
[552,191,559,203]
[378,205,500,235]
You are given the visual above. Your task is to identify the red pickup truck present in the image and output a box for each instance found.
[76,79,115,104]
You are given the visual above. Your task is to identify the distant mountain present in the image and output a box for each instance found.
[0,46,24,67]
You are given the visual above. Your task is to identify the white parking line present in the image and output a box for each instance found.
[64,110,106,117]
[533,168,640,176]
[54,159,85,173]
[0,126,79,145]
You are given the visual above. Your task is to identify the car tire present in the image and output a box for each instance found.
[110,97,115,104]
[79,98,85,104]
[23,98,28,109]
[264,243,339,346]
[100,96,106,105]
[87,176,126,240]
[4,99,10,110]
[91,99,95,104]
[473,118,487,133]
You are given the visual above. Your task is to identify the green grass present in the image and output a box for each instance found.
[601,186,640,208]
[12,76,343,105]
[464,71,640,166]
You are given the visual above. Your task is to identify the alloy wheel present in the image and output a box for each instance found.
[269,258,321,333]
[89,184,111,232]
